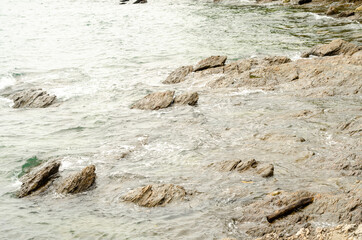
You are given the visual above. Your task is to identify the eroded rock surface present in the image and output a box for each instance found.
[301,39,361,58]
[123,184,186,207]
[163,66,193,84]
[11,88,56,108]
[131,91,175,110]
[193,56,227,72]
[18,161,60,198]
[213,159,274,178]
[57,165,96,194]
[174,92,199,106]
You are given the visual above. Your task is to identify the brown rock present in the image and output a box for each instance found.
[338,10,355,18]
[174,92,199,106]
[163,66,193,84]
[257,164,274,178]
[131,91,175,110]
[17,161,60,198]
[123,184,186,207]
[235,159,258,172]
[326,6,338,15]
[193,56,227,72]
[301,39,361,58]
[57,165,96,194]
[11,88,56,108]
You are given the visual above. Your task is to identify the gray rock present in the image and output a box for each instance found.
[193,56,227,72]
[256,164,274,178]
[301,39,361,58]
[57,165,96,194]
[163,66,193,84]
[11,88,56,108]
[123,184,186,207]
[18,161,60,198]
[174,92,199,106]
[131,90,175,110]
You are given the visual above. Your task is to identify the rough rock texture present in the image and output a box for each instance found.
[17,161,60,198]
[57,165,96,194]
[212,159,274,178]
[193,56,227,72]
[301,39,361,58]
[174,92,199,106]
[123,184,186,207]
[338,10,355,18]
[163,66,193,84]
[11,88,56,108]
[131,91,175,110]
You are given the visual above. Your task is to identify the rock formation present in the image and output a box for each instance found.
[163,66,193,84]
[174,92,199,106]
[301,39,361,58]
[11,88,56,108]
[57,165,96,194]
[193,56,227,72]
[131,90,175,110]
[212,159,274,178]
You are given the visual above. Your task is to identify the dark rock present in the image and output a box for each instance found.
[123,184,186,207]
[131,90,175,110]
[326,6,338,15]
[57,165,96,194]
[163,66,193,84]
[133,0,147,4]
[17,161,60,198]
[193,56,227,72]
[301,39,361,58]
[298,0,311,5]
[11,88,56,108]
[338,11,355,18]
[174,92,199,106]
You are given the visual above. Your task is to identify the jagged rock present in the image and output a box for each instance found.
[326,6,338,15]
[163,66,193,84]
[235,159,258,172]
[11,88,56,108]
[298,0,311,5]
[174,92,199,106]
[17,161,60,198]
[123,184,186,207]
[257,164,274,178]
[133,0,147,3]
[338,10,355,18]
[57,165,96,194]
[193,56,227,72]
[263,56,292,65]
[131,91,175,110]
[301,39,361,58]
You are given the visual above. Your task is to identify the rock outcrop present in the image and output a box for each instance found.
[163,66,193,84]
[17,161,60,198]
[123,184,186,207]
[212,159,274,178]
[131,91,175,110]
[301,39,361,58]
[11,88,56,108]
[174,92,199,106]
[57,165,96,194]
[193,56,227,72]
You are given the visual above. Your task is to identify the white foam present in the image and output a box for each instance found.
[309,12,334,21]
[0,75,16,91]
[229,89,266,96]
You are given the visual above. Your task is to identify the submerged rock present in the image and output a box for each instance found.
[174,92,199,106]
[57,165,96,194]
[301,39,361,58]
[131,90,175,110]
[11,88,56,108]
[193,56,227,72]
[213,159,274,178]
[17,161,60,198]
[163,66,193,84]
[337,10,355,18]
[123,184,186,207]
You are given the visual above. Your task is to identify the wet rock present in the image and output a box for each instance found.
[17,161,60,198]
[131,90,175,110]
[57,165,96,194]
[257,164,274,178]
[338,116,362,136]
[337,10,355,18]
[326,6,338,15]
[235,159,258,172]
[163,66,193,84]
[301,39,361,58]
[123,184,186,207]
[174,92,199,106]
[133,0,147,3]
[11,88,56,108]
[298,0,311,5]
[193,56,227,72]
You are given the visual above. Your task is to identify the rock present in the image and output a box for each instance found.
[131,90,175,110]
[11,88,56,108]
[163,66,193,84]
[123,184,186,207]
[326,6,338,15]
[356,6,362,12]
[236,159,258,172]
[174,92,199,106]
[263,56,292,65]
[301,39,361,58]
[337,11,355,18]
[298,0,311,5]
[257,164,274,178]
[17,161,60,198]
[193,56,227,72]
[57,165,96,194]
[133,0,147,3]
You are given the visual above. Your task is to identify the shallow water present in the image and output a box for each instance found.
[0,0,361,239]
